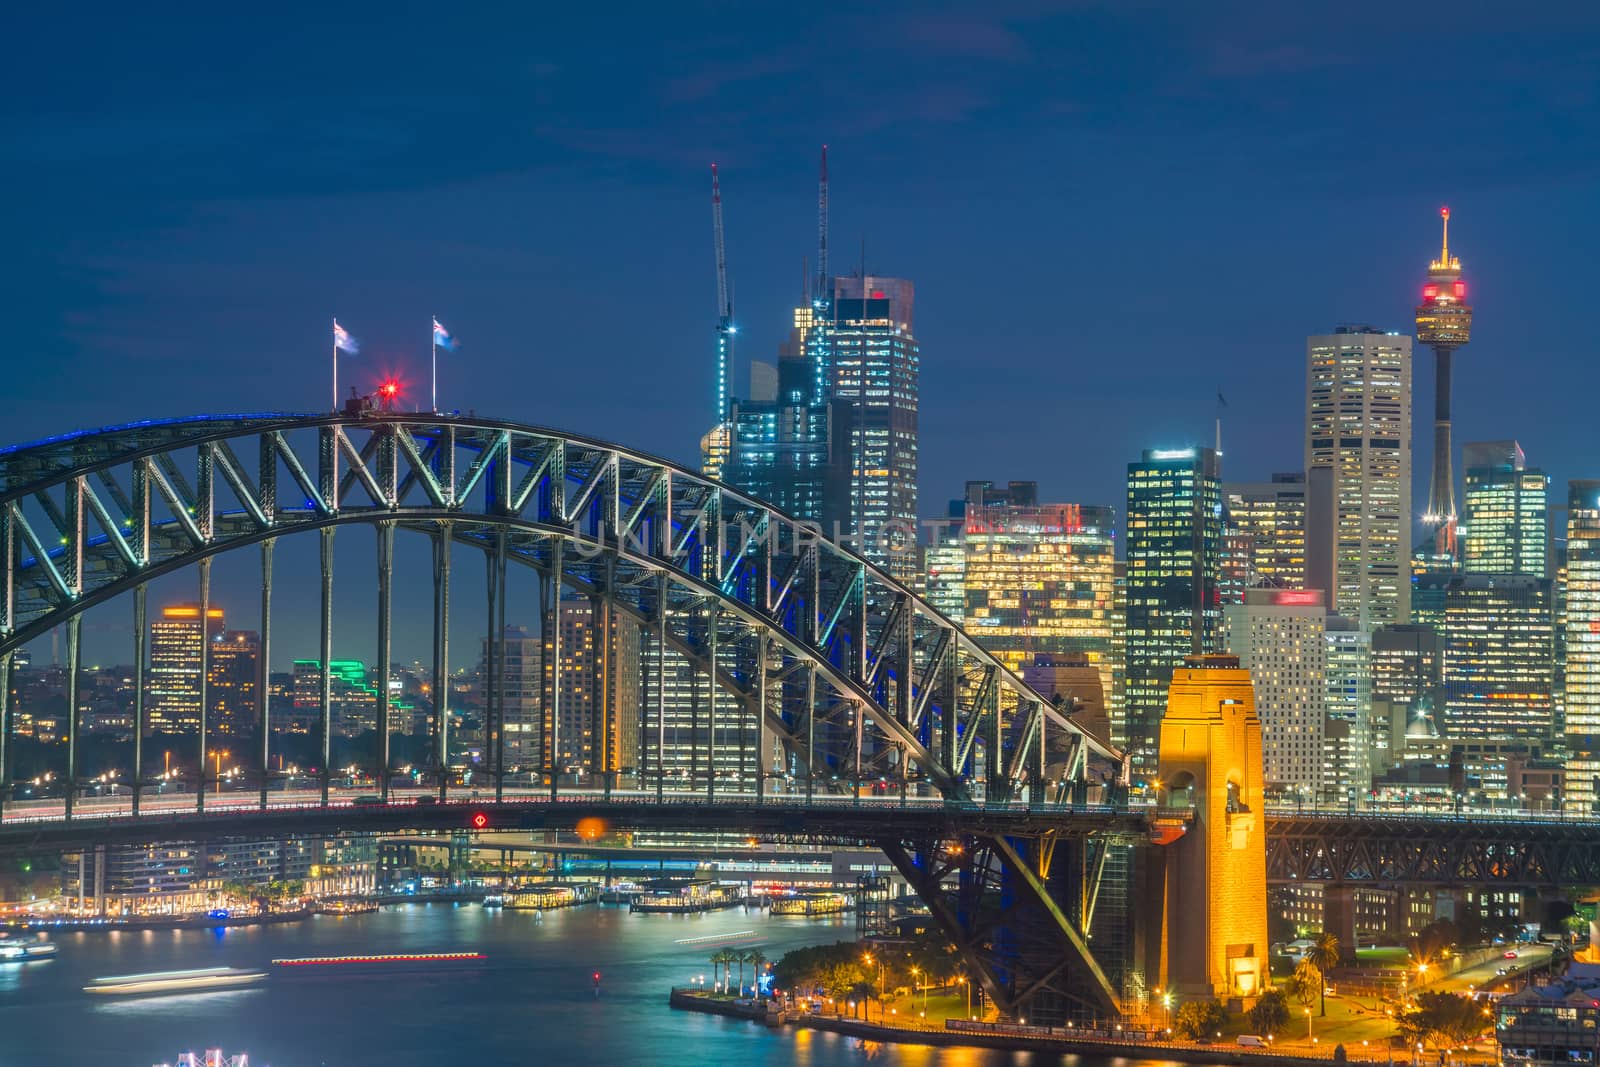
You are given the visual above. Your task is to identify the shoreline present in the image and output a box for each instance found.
[669,989,1413,1064]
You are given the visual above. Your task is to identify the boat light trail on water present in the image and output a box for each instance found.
[672,931,757,946]
[271,952,486,966]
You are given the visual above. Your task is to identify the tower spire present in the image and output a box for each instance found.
[816,145,829,304]
[1440,205,1450,265]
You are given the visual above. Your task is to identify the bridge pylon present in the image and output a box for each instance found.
[1145,654,1268,1006]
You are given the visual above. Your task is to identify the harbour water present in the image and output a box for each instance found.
[0,902,1194,1066]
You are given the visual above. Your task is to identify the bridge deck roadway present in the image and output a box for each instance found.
[0,791,1163,854]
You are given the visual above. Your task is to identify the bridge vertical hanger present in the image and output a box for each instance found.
[319,529,334,807]
[431,522,452,802]
[196,557,212,814]
[706,598,718,802]
[131,586,146,817]
[64,615,81,818]
[376,523,394,803]
[493,529,508,804]
[547,539,563,801]
[0,652,9,805]
[259,541,273,811]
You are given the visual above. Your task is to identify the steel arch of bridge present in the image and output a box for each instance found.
[0,412,1123,805]
[0,410,1134,1021]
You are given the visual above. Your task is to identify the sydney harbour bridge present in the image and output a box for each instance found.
[0,411,1597,1024]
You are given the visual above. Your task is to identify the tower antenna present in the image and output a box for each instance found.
[816,145,829,303]
[709,163,735,436]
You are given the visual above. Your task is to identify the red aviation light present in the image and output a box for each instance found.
[470,811,489,829]
[380,380,400,399]
[1423,284,1438,300]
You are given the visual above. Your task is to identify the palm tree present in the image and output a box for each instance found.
[1306,932,1341,1016]
[710,949,733,992]
[734,951,747,995]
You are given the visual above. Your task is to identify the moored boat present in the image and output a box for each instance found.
[0,937,57,961]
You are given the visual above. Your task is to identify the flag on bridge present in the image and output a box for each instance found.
[334,319,359,354]
[432,317,457,352]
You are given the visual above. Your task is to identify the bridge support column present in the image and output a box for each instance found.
[319,528,334,807]
[1155,656,1268,1004]
[132,584,146,818]
[755,631,768,804]
[197,556,211,814]
[431,523,451,802]
[654,572,666,802]
[547,541,562,800]
[491,529,506,803]
[706,599,717,802]
[1324,885,1360,964]
[376,522,393,803]
[0,650,11,808]
[65,613,81,819]
[259,540,273,811]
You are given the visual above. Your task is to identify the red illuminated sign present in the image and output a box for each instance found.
[1422,284,1438,300]
[470,812,489,829]
[1269,590,1322,606]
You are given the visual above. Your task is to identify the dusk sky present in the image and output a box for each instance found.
[8,3,1600,665]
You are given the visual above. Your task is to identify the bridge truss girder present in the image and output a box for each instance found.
[1265,815,1600,888]
[0,413,1125,807]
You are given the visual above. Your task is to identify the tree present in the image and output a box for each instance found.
[1248,989,1291,1037]
[1174,999,1228,1040]
[1286,960,1319,1014]
[710,949,735,992]
[1398,992,1490,1050]
[735,951,746,995]
[1306,932,1341,1016]
[848,980,877,1019]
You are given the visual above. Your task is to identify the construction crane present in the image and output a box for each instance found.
[816,145,829,305]
[701,163,736,479]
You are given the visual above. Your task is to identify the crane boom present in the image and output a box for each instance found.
[816,145,829,304]
[711,163,730,324]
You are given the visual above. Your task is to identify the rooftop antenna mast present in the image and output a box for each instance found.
[816,145,829,305]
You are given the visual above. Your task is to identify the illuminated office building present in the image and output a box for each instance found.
[1442,574,1554,740]
[1124,446,1222,776]
[1461,440,1548,577]
[1370,625,1444,770]
[1564,481,1600,813]
[961,480,1116,710]
[289,660,378,738]
[1305,327,1413,627]
[809,276,919,581]
[1324,614,1373,795]
[481,626,542,772]
[1223,589,1327,796]
[205,630,261,738]
[723,353,851,525]
[1224,473,1307,590]
[923,504,966,624]
[148,603,225,732]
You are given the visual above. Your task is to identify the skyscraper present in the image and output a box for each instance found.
[923,502,966,623]
[206,630,261,738]
[722,356,851,525]
[810,275,919,581]
[1224,473,1307,590]
[1441,574,1554,741]
[1305,326,1413,627]
[544,598,642,783]
[961,480,1117,709]
[1124,446,1222,776]
[1223,588,1326,797]
[1461,441,1548,577]
[1369,625,1444,769]
[1414,207,1474,557]
[1564,481,1600,813]
[148,603,225,732]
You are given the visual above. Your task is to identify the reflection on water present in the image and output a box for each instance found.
[2,903,1212,1067]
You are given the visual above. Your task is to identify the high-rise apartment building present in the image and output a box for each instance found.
[1124,447,1222,776]
[961,481,1116,709]
[545,598,642,782]
[1563,481,1600,812]
[1223,589,1327,796]
[289,659,378,738]
[148,604,225,732]
[1305,326,1413,627]
[206,630,261,738]
[1224,473,1307,590]
[1442,574,1554,741]
[1462,441,1548,577]
[809,276,919,581]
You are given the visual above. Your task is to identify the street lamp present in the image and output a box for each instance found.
[959,975,971,1019]
[1306,1006,1314,1040]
